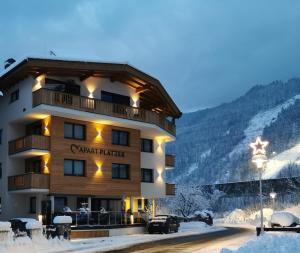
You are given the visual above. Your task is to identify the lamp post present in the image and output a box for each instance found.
[270,191,277,210]
[250,137,269,234]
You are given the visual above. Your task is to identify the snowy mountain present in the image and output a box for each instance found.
[167,79,300,184]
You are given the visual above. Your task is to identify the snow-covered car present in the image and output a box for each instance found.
[270,211,299,227]
[148,215,180,234]
[9,218,42,237]
[194,210,213,225]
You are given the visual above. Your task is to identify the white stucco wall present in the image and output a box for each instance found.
[140,139,166,198]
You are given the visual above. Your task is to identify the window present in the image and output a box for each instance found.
[141,168,154,183]
[112,163,130,179]
[141,139,153,153]
[64,159,85,176]
[30,197,36,214]
[64,123,85,140]
[112,130,129,146]
[25,158,41,174]
[101,91,130,106]
[10,89,19,103]
[0,129,2,145]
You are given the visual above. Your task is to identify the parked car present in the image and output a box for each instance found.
[270,211,299,228]
[194,210,213,225]
[9,218,42,237]
[147,215,180,234]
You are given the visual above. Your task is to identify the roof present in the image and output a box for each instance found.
[0,57,181,118]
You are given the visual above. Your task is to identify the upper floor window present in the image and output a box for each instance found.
[64,159,85,176]
[112,130,129,146]
[141,139,153,153]
[101,91,130,106]
[0,129,2,145]
[10,89,19,103]
[64,123,86,140]
[112,163,130,179]
[141,168,154,183]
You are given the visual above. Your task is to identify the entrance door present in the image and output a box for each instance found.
[41,200,51,225]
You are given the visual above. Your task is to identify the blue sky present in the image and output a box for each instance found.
[1,0,300,112]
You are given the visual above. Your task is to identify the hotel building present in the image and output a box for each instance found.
[0,57,181,224]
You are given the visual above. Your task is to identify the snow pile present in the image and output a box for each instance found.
[25,220,43,230]
[270,211,299,227]
[0,222,11,232]
[224,208,274,225]
[53,216,72,224]
[194,210,214,218]
[220,234,300,253]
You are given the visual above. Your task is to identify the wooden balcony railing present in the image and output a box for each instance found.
[32,88,176,135]
[8,173,50,191]
[166,183,176,196]
[165,154,175,167]
[9,135,50,155]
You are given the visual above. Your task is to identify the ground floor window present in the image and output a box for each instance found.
[30,197,36,213]
[112,163,130,179]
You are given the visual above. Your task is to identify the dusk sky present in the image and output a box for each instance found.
[1,0,300,112]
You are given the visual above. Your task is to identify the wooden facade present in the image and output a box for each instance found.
[165,154,175,167]
[8,173,50,191]
[49,116,141,197]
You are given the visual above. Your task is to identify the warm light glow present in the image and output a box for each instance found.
[95,125,103,141]
[38,214,43,223]
[157,168,164,183]
[95,160,103,177]
[43,117,51,136]
[156,138,164,154]
[250,137,269,156]
[131,93,139,107]
[88,93,94,98]
[130,214,134,224]
[86,82,97,97]
[43,154,50,174]
[33,74,45,91]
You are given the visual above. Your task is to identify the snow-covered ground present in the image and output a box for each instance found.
[0,222,225,253]
[220,233,300,253]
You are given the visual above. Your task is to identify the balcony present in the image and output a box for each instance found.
[165,154,175,168]
[9,135,50,157]
[32,88,176,136]
[8,173,50,192]
[166,183,176,196]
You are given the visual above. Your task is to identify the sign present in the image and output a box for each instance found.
[70,144,125,157]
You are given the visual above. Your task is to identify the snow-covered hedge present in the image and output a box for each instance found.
[271,211,299,227]
[53,216,72,224]
[0,222,11,232]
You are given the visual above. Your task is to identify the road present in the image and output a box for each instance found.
[103,226,254,253]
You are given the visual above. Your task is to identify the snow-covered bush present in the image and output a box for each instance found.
[270,211,299,227]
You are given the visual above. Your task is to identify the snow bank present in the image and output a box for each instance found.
[25,220,43,230]
[0,222,11,232]
[271,211,299,227]
[53,216,72,224]
[224,209,247,224]
[221,234,300,253]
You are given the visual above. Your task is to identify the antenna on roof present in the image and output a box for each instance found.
[49,50,56,56]
[4,58,16,69]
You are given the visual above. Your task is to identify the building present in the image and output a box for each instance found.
[0,57,181,225]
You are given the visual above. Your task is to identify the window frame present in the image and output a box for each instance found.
[112,163,130,180]
[141,138,153,153]
[141,168,154,183]
[112,130,129,146]
[64,159,85,177]
[64,122,86,140]
[10,89,19,103]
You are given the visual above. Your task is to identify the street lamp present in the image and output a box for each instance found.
[270,191,277,210]
[250,137,269,234]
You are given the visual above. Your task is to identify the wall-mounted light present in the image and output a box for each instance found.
[131,93,139,108]
[88,93,94,98]
[43,155,50,174]
[38,214,43,223]
[95,160,103,177]
[157,168,164,183]
[95,125,103,142]
[156,138,164,154]
[43,117,50,136]
[130,214,134,225]
[33,74,45,91]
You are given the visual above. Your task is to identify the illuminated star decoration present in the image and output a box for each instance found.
[250,137,269,156]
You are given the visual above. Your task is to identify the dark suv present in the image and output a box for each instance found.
[147,215,180,234]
